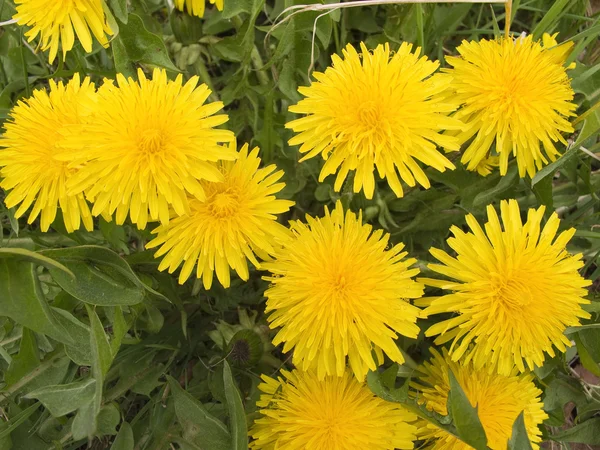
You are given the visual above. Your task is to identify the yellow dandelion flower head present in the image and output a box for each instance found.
[174,0,224,17]
[249,369,418,449]
[286,42,463,200]
[263,201,424,381]
[147,143,294,289]
[67,68,236,230]
[421,199,591,375]
[446,34,576,178]
[0,74,96,232]
[413,348,548,450]
[14,0,113,63]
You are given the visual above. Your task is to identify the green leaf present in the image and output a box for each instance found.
[88,306,113,379]
[7,207,19,235]
[472,165,518,208]
[222,362,248,450]
[508,412,533,450]
[5,328,40,387]
[39,246,146,306]
[167,376,232,450]
[25,379,96,417]
[222,0,253,19]
[109,0,128,23]
[0,402,41,441]
[367,369,458,438]
[531,0,571,39]
[447,369,488,450]
[532,173,553,209]
[575,108,600,147]
[110,306,128,355]
[551,417,600,445]
[71,401,97,441]
[40,245,167,303]
[0,259,71,344]
[0,248,74,277]
[111,422,134,450]
[366,370,409,403]
[53,308,92,366]
[83,305,113,439]
[97,404,120,436]
[531,146,578,187]
[112,14,178,77]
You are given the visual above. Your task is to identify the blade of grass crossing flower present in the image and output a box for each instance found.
[448,369,488,450]
[508,412,534,450]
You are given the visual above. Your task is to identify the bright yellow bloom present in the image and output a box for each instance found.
[0,74,96,232]
[286,42,462,200]
[67,68,235,230]
[174,0,224,17]
[414,349,547,450]
[446,35,576,178]
[263,201,424,381]
[147,144,294,288]
[249,369,417,449]
[420,199,591,375]
[14,0,113,63]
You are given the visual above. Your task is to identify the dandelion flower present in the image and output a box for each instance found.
[174,0,224,17]
[147,144,294,289]
[67,68,236,230]
[446,34,576,178]
[263,201,424,381]
[249,369,417,449]
[286,42,463,200]
[420,199,591,375]
[414,349,547,449]
[0,74,96,232]
[14,0,113,63]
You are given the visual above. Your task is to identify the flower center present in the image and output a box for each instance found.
[207,188,240,218]
[357,100,382,128]
[138,128,166,154]
[491,273,533,309]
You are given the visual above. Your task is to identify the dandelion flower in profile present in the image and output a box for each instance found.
[263,201,424,381]
[249,369,417,449]
[68,68,236,230]
[0,74,96,232]
[286,42,463,200]
[414,349,547,449]
[446,34,576,178]
[420,199,591,376]
[174,0,224,17]
[14,0,113,63]
[147,144,294,289]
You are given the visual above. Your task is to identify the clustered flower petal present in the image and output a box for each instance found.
[413,349,548,449]
[446,34,576,178]
[250,369,418,449]
[14,0,113,63]
[263,201,424,381]
[67,68,236,230]
[420,199,591,375]
[286,42,463,199]
[147,144,294,288]
[0,74,96,232]
[175,0,224,17]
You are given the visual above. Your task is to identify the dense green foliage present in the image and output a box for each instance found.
[0,0,599,448]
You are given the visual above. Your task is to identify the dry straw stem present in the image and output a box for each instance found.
[265,0,512,77]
